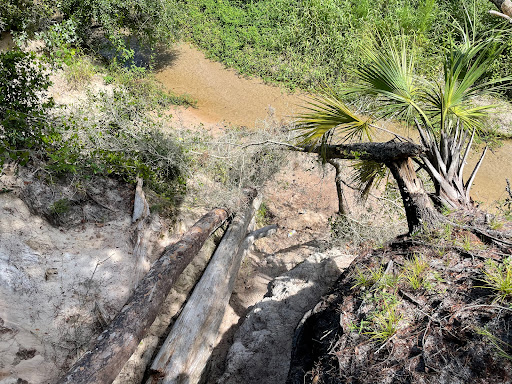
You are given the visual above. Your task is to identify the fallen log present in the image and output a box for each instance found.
[147,193,266,384]
[57,208,229,384]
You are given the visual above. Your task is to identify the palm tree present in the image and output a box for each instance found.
[296,33,510,233]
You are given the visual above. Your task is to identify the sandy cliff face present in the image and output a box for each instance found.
[0,170,174,384]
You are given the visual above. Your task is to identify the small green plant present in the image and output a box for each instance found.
[352,266,384,290]
[401,254,429,290]
[364,303,403,342]
[49,198,71,215]
[378,273,401,292]
[103,74,115,85]
[64,56,96,88]
[256,201,270,226]
[489,218,504,231]
[460,234,474,251]
[480,257,512,303]
[348,319,372,334]
[476,327,512,360]
[440,222,454,241]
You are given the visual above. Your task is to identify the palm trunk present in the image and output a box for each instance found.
[416,121,481,210]
[386,158,442,233]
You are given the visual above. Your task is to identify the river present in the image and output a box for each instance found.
[155,42,512,209]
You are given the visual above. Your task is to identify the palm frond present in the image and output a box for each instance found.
[296,93,372,146]
[351,160,388,201]
[423,34,512,131]
[348,35,422,122]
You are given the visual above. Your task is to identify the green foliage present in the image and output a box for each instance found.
[364,303,403,342]
[0,49,55,166]
[178,0,510,91]
[49,90,188,200]
[295,91,371,145]
[59,0,181,61]
[37,18,80,65]
[480,257,512,303]
[49,198,71,215]
[352,266,384,290]
[477,327,512,360]
[64,56,96,88]
[256,201,270,226]
[351,289,403,341]
[401,254,429,290]
[0,0,53,35]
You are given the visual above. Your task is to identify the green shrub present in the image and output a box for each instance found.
[480,257,512,302]
[37,18,80,65]
[64,56,96,88]
[0,49,55,166]
[48,89,188,201]
[59,0,181,61]
[0,0,52,35]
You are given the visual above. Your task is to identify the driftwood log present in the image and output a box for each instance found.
[57,208,228,384]
[146,194,267,384]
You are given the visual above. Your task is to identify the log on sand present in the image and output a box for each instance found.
[147,194,274,384]
[57,208,229,384]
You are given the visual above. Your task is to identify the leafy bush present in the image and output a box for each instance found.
[0,49,55,165]
[37,18,81,65]
[0,0,52,35]
[59,0,181,60]
[48,90,188,201]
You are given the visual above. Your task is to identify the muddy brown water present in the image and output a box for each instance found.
[156,43,512,209]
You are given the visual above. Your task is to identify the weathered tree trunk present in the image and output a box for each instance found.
[386,158,442,233]
[56,208,228,384]
[327,159,349,215]
[302,141,443,233]
[147,193,262,384]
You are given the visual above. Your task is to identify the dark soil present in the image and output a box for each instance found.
[288,212,512,384]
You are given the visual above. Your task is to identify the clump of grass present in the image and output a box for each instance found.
[480,257,512,303]
[459,234,474,251]
[364,303,403,342]
[64,56,96,89]
[49,198,71,215]
[477,327,512,360]
[489,217,504,231]
[352,266,384,290]
[401,254,429,290]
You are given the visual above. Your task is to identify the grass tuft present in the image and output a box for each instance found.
[480,257,512,303]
